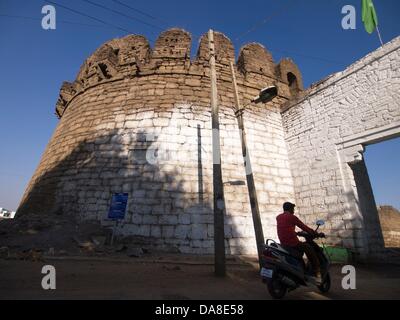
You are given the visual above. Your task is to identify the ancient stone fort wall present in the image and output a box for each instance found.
[282,36,400,257]
[18,29,302,254]
[19,27,400,258]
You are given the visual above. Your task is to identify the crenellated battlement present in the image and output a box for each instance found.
[152,28,192,60]
[56,28,303,118]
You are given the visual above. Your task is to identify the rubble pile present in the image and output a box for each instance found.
[0,213,150,260]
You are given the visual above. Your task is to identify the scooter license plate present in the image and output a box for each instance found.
[260,268,273,278]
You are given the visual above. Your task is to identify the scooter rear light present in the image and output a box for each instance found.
[263,249,279,261]
[263,249,274,258]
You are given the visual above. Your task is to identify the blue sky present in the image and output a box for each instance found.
[0,0,399,211]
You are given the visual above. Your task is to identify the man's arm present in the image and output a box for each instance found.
[294,216,317,235]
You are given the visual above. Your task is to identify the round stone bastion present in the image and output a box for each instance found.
[18,28,303,254]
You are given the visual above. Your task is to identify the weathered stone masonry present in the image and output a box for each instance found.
[18,27,400,258]
[282,36,400,258]
[18,29,301,254]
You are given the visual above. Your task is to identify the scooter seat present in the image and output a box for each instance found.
[268,242,289,254]
[281,246,304,260]
[266,241,304,260]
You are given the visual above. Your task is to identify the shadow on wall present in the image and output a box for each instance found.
[17,129,246,254]
[323,188,391,261]
[348,160,400,260]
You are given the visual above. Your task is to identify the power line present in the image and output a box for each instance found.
[4,3,341,65]
[112,0,168,26]
[234,0,296,42]
[81,0,163,31]
[0,13,107,28]
[0,171,28,178]
[83,0,200,43]
[269,48,345,65]
[233,0,344,66]
[45,0,134,34]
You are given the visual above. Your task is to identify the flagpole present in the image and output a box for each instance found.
[376,26,384,46]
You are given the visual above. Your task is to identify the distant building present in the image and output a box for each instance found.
[377,206,400,248]
[0,207,16,219]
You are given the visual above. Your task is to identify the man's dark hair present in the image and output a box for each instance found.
[283,202,296,211]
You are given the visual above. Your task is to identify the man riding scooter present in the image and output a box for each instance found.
[276,202,324,283]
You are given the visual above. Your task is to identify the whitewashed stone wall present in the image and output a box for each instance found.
[19,29,298,255]
[282,36,400,258]
[104,102,294,255]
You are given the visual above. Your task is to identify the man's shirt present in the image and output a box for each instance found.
[276,211,316,247]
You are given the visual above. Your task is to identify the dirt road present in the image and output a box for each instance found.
[0,255,399,300]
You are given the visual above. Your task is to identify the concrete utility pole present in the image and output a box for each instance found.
[209,29,226,277]
[230,61,265,268]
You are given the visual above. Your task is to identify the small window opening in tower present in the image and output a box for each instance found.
[287,72,299,96]
[98,63,112,79]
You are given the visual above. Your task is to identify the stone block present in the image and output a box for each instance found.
[191,224,208,240]
[162,226,175,238]
[175,225,190,239]
[153,118,170,127]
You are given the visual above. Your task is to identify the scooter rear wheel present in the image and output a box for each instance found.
[317,272,331,293]
[266,275,287,299]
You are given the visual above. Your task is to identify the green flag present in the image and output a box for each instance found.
[362,0,378,34]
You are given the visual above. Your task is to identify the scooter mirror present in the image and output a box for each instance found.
[316,219,325,226]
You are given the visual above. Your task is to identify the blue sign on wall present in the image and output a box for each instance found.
[108,193,128,220]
